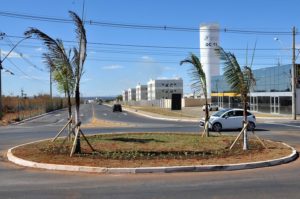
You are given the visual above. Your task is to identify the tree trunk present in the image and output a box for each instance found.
[204,96,209,137]
[74,84,81,154]
[67,91,72,119]
[243,95,248,150]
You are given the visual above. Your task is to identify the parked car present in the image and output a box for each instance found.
[112,104,122,112]
[199,108,256,132]
[202,104,219,111]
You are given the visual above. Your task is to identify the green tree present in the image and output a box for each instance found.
[43,52,74,120]
[215,47,255,150]
[180,53,210,137]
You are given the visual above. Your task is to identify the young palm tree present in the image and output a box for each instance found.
[215,47,255,150]
[25,11,88,155]
[43,52,74,120]
[180,53,210,137]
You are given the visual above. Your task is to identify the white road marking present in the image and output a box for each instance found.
[265,122,300,128]
[54,114,61,117]
[103,113,108,116]
[123,113,127,116]
[57,119,64,123]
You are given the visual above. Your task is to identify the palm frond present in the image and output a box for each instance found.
[69,11,87,82]
[180,53,207,97]
[250,40,257,68]
[216,47,245,94]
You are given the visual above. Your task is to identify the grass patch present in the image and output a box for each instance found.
[13,133,292,168]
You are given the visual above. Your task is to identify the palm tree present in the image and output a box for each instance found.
[215,47,255,150]
[25,11,88,155]
[43,52,74,120]
[180,53,210,137]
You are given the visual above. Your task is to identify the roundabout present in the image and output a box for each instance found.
[7,132,298,174]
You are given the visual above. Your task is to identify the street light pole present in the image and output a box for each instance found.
[0,34,31,119]
[292,26,296,120]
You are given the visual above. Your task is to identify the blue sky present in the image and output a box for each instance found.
[1,0,300,97]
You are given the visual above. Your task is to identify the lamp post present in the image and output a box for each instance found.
[0,33,31,119]
[292,27,296,120]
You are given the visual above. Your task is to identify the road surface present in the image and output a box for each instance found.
[0,104,299,199]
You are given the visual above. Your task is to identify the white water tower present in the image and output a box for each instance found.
[200,23,220,98]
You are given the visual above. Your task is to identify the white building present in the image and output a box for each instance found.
[200,23,220,98]
[147,78,183,100]
[136,84,148,101]
[128,88,136,101]
[122,90,128,101]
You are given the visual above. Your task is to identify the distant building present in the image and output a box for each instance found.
[122,90,128,101]
[128,88,136,101]
[136,84,148,101]
[147,78,183,100]
[211,64,300,114]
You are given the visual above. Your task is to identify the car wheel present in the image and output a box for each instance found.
[247,122,255,131]
[212,122,222,132]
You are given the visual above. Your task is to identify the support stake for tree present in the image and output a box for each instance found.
[251,130,267,149]
[52,117,73,142]
[230,122,248,150]
[201,121,209,137]
[79,129,95,152]
[70,126,80,157]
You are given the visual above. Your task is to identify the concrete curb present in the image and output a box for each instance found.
[123,107,200,122]
[11,108,67,125]
[104,104,199,122]
[106,104,290,122]
[7,139,298,174]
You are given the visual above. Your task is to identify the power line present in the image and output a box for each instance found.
[0,11,295,35]
[5,58,48,84]
[3,37,45,72]
[5,35,294,51]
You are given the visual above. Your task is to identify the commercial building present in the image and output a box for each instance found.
[147,78,183,100]
[211,64,300,114]
[136,84,148,101]
[128,88,136,101]
[122,90,128,102]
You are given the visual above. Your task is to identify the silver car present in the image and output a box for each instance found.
[200,108,256,132]
[202,104,219,111]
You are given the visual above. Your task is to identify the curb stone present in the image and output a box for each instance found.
[7,139,298,174]
[11,108,67,125]
[106,104,290,122]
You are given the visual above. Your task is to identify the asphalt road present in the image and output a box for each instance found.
[0,104,299,199]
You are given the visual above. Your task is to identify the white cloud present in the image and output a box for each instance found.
[20,75,48,81]
[141,56,153,61]
[101,65,124,70]
[81,78,92,83]
[35,47,44,52]
[1,50,25,59]
[163,66,174,71]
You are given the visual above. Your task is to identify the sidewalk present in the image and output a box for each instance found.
[122,105,295,122]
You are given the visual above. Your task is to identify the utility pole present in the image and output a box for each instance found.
[292,26,297,120]
[0,33,31,119]
[0,49,2,119]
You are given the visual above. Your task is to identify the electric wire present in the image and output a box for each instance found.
[0,11,295,35]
